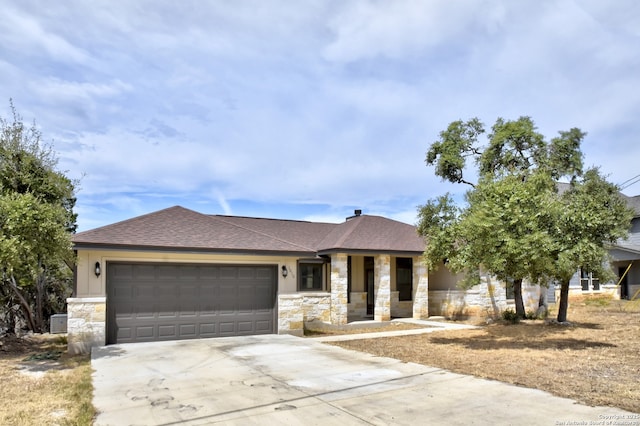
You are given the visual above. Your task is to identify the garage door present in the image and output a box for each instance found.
[106,262,277,344]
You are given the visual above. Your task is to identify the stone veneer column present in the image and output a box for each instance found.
[330,253,348,325]
[412,257,430,319]
[66,297,106,355]
[374,255,391,321]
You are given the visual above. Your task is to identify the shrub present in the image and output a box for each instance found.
[501,308,520,323]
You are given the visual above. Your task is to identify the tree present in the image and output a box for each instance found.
[550,169,632,322]
[0,101,76,333]
[419,116,630,322]
[421,117,583,318]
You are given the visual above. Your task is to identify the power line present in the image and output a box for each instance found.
[619,174,640,190]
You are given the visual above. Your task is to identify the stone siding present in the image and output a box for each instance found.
[390,291,413,318]
[429,276,508,319]
[277,294,304,336]
[67,297,106,355]
[279,293,333,336]
[412,259,429,319]
[302,293,331,323]
[374,255,391,321]
[348,292,367,320]
[330,254,349,325]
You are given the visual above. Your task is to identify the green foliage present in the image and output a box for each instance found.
[419,116,632,322]
[417,194,460,272]
[501,308,520,323]
[0,101,76,333]
[425,118,484,187]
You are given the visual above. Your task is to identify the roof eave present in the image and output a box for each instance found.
[316,248,424,256]
[72,243,316,257]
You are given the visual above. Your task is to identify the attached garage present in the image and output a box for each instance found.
[107,262,277,344]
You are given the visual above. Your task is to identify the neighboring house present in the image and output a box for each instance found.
[580,194,640,300]
[545,187,640,302]
[68,207,435,354]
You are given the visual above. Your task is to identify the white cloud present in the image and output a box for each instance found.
[1,1,639,231]
[323,0,505,62]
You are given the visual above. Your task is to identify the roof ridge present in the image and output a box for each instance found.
[213,215,321,252]
[212,214,326,224]
[73,205,196,236]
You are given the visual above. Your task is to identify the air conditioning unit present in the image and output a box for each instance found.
[50,314,67,334]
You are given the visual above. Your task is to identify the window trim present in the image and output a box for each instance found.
[580,268,600,292]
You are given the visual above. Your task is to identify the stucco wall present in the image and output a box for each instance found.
[75,249,300,297]
[428,265,464,291]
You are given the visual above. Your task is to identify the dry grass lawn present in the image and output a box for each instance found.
[0,334,94,425]
[330,297,640,413]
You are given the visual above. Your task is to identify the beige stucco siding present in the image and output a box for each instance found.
[349,256,364,292]
[75,249,304,297]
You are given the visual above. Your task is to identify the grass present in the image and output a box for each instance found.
[329,298,640,413]
[0,334,95,425]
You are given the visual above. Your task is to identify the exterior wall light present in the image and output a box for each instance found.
[95,261,101,278]
[281,265,288,278]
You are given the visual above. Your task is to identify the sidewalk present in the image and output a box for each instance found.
[310,318,477,342]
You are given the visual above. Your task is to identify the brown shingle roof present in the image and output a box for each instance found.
[316,215,426,253]
[72,206,426,255]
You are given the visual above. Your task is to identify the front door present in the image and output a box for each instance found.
[619,266,629,300]
[365,256,374,315]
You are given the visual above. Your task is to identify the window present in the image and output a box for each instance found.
[580,269,600,291]
[298,261,323,291]
[396,258,413,301]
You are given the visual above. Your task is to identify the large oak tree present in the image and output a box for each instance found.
[419,116,631,322]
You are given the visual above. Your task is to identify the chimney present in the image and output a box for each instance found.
[347,209,363,221]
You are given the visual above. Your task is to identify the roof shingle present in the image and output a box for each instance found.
[72,206,426,255]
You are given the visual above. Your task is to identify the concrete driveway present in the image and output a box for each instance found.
[92,335,632,425]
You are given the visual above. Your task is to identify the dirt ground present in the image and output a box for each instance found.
[0,333,93,425]
[331,298,640,413]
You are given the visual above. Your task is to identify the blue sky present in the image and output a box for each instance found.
[1,1,639,231]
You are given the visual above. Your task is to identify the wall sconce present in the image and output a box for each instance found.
[94,261,101,278]
[281,265,288,278]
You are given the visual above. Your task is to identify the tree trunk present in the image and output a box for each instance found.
[7,275,37,332]
[557,279,570,322]
[35,271,46,333]
[513,278,526,318]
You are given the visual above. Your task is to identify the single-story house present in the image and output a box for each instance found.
[69,207,440,354]
[69,193,639,353]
